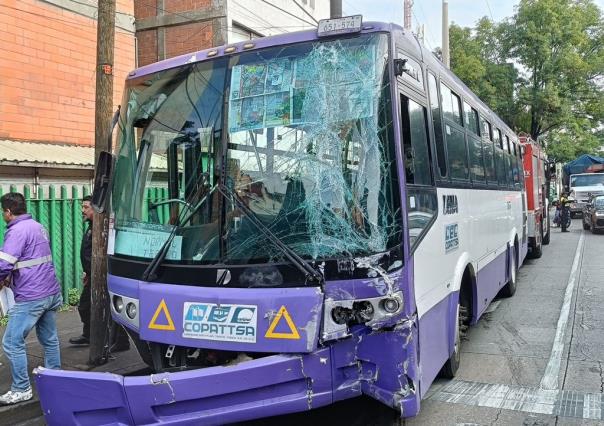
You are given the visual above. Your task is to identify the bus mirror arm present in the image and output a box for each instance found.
[394,58,408,77]
[91,151,115,213]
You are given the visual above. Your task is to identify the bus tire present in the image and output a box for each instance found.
[531,225,543,259]
[500,245,517,298]
[542,215,551,245]
[441,303,463,379]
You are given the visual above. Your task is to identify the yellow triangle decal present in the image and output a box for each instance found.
[148,299,175,331]
[265,306,300,340]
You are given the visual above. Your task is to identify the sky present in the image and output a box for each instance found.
[344,0,604,52]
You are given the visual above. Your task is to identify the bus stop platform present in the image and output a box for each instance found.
[0,308,147,425]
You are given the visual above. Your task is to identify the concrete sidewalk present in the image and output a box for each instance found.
[0,308,147,425]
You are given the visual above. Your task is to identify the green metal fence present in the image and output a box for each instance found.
[0,185,90,302]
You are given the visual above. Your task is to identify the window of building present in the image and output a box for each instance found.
[230,23,262,43]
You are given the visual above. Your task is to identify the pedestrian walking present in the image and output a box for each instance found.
[0,192,62,405]
[69,195,130,352]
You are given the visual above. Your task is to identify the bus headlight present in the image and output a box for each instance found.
[381,297,400,313]
[126,303,137,319]
[322,291,404,341]
[113,296,124,313]
[109,292,139,330]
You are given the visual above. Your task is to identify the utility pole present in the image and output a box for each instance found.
[404,0,414,31]
[442,0,450,68]
[89,0,116,366]
[330,0,342,18]
[417,24,425,44]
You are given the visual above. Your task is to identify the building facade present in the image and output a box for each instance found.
[0,0,330,194]
[0,0,136,194]
[134,0,329,67]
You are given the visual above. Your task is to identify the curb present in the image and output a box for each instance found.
[0,397,42,426]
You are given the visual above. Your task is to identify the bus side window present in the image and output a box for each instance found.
[401,95,437,250]
[400,96,433,186]
[428,73,447,178]
[441,84,468,181]
[469,136,486,184]
[480,117,497,185]
[512,141,524,189]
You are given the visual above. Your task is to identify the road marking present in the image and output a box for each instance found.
[539,232,585,390]
[428,379,604,421]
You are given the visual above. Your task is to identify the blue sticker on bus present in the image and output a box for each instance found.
[183,303,258,343]
[445,223,459,252]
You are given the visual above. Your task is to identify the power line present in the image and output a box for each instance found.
[292,0,319,24]
[257,0,317,27]
[0,4,131,35]
[342,0,366,16]
[412,10,434,51]
[484,0,495,21]
[415,0,439,49]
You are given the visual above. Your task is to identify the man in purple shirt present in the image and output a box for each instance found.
[0,193,62,405]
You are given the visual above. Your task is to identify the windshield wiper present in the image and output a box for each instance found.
[141,181,214,282]
[217,184,324,285]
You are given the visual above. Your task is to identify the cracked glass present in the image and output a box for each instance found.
[110,33,401,264]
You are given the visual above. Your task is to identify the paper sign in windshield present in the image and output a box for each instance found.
[114,226,182,260]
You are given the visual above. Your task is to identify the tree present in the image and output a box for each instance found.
[449,19,520,128]
[504,0,604,143]
[448,0,604,160]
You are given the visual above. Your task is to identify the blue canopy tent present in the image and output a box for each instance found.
[563,154,604,176]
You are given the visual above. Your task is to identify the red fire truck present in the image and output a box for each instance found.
[520,135,550,258]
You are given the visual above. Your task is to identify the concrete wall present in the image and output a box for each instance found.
[226,0,329,42]
[0,0,136,147]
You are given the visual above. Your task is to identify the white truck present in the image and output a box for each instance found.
[569,173,604,217]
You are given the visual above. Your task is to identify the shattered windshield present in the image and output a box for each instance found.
[110,33,401,264]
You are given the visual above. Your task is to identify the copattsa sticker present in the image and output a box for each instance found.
[182,303,257,343]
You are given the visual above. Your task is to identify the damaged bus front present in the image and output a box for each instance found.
[35,22,422,425]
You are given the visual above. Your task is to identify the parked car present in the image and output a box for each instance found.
[582,195,604,233]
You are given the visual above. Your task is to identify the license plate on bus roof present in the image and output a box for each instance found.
[318,15,363,37]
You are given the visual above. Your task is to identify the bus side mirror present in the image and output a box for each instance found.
[91,151,115,213]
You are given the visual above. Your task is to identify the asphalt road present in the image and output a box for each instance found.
[243,218,604,426]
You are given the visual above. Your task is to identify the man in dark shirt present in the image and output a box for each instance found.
[69,195,93,345]
[69,196,129,352]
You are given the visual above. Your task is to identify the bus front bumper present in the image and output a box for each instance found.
[34,327,419,425]
[34,350,333,425]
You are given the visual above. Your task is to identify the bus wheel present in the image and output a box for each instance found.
[441,303,464,378]
[531,226,543,259]
[500,246,517,297]
[542,215,551,245]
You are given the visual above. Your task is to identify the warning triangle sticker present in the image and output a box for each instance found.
[148,299,175,331]
[265,306,300,340]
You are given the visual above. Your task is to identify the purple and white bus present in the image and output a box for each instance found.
[36,16,529,425]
